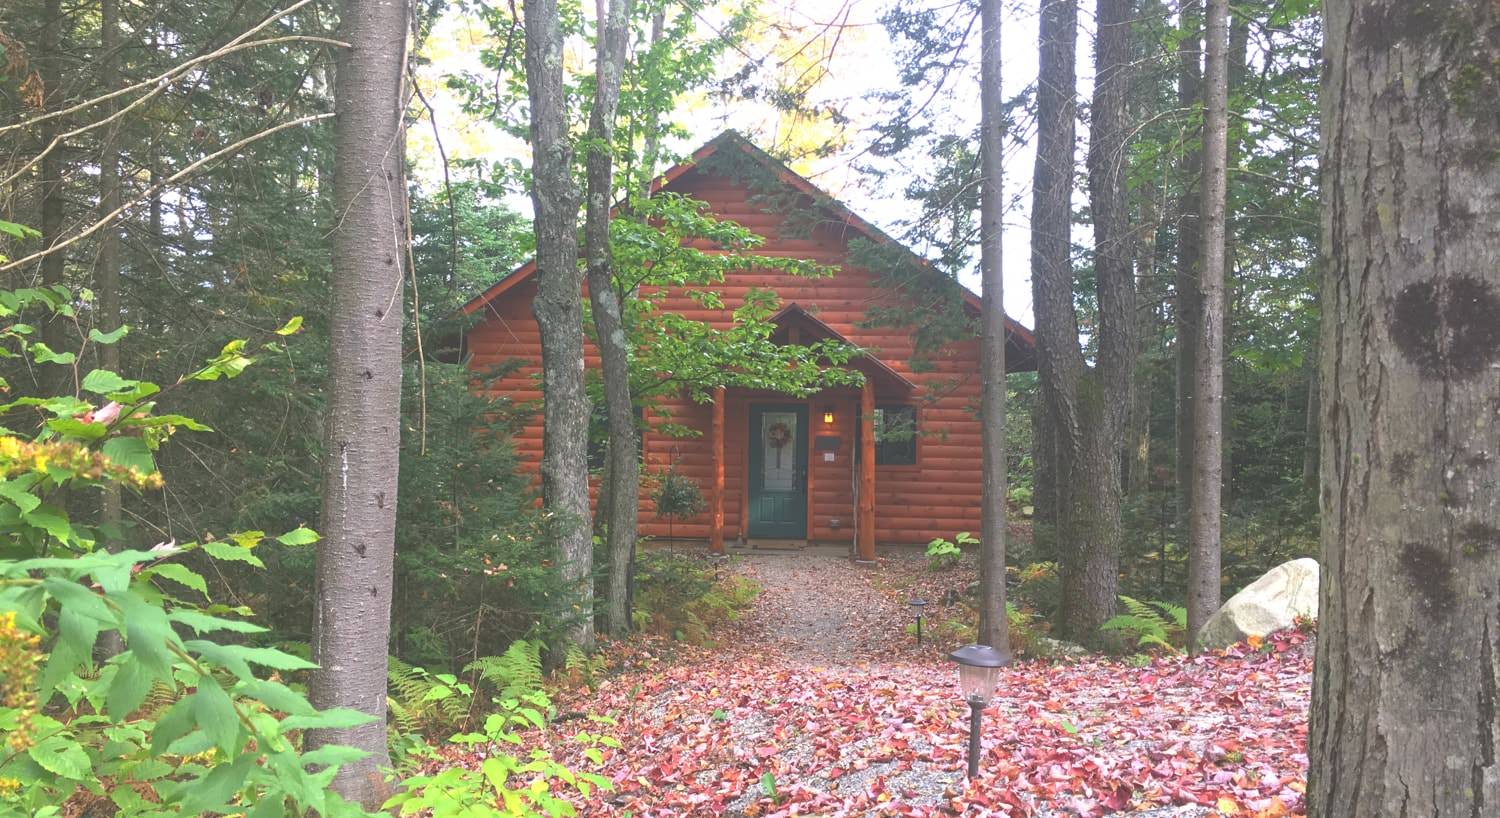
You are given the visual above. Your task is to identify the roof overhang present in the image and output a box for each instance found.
[769,304,916,397]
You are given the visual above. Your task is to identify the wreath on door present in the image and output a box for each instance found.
[766,421,792,449]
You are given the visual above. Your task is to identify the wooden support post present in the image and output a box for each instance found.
[710,386,726,554]
[858,380,877,562]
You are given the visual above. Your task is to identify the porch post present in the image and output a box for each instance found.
[858,380,877,562]
[710,386,726,554]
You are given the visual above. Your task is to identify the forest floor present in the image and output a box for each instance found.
[483,551,1311,817]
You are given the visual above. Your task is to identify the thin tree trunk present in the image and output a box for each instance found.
[583,0,637,638]
[525,0,594,652]
[1174,4,1202,535]
[1128,186,1162,499]
[1219,5,1248,509]
[1031,388,1057,563]
[1187,0,1228,650]
[1310,2,1500,814]
[307,0,409,806]
[95,0,125,659]
[976,0,1010,658]
[38,0,68,395]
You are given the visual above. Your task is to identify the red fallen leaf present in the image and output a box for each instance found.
[755,744,778,758]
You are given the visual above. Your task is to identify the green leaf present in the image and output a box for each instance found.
[168,609,267,635]
[276,526,320,546]
[151,698,196,754]
[23,506,73,542]
[281,707,377,732]
[275,316,304,335]
[143,562,208,597]
[193,681,241,754]
[202,539,266,568]
[29,342,76,365]
[0,478,42,514]
[107,658,153,721]
[81,369,132,394]
[235,678,316,716]
[45,417,109,440]
[179,753,255,813]
[29,735,92,780]
[102,437,155,475]
[88,325,129,344]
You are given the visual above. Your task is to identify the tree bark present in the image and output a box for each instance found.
[583,0,637,638]
[526,0,594,652]
[976,0,1010,658]
[1174,4,1203,534]
[1031,388,1058,563]
[307,0,409,806]
[1030,0,1133,642]
[94,0,125,659]
[37,0,69,395]
[1187,0,1228,650]
[1309,2,1500,815]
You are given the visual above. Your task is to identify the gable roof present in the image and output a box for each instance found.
[458,131,1036,360]
[769,303,917,396]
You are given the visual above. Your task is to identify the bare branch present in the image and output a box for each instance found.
[1,113,334,273]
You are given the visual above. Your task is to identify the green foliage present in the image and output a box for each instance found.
[609,193,866,408]
[1100,596,1189,653]
[0,305,373,817]
[384,689,616,818]
[631,552,759,645]
[650,467,706,523]
[387,639,545,748]
[924,531,975,570]
[1014,562,1062,622]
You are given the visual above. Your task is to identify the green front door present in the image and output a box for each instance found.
[747,404,809,539]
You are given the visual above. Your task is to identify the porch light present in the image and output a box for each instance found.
[823,406,835,424]
[909,597,927,646]
[948,644,1007,778]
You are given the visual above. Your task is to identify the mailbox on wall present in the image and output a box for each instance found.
[815,435,841,462]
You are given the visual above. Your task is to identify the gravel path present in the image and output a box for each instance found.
[729,549,913,666]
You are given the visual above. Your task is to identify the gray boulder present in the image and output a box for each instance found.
[1198,557,1319,649]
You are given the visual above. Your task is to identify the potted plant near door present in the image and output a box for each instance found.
[652,466,706,553]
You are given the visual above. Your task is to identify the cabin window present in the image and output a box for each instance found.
[874,405,918,465]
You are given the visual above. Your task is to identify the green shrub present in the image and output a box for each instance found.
[0,295,372,817]
[1100,596,1188,653]
[925,531,975,570]
[632,552,758,645]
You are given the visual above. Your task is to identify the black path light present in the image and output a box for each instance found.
[908,598,928,646]
[948,644,1007,778]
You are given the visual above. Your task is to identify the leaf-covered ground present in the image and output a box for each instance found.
[453,550,1312,817]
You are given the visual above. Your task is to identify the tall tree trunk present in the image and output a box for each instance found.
[1173,4,1203,536]
[1309,2,1500,814]
[525,0,594,652]
[1070,0,1135,641]
[1032,0,1132,642]
[1128,185,1162,499]
[38,0,68,395]
[584,0,637,638]
[1219,5,1249,508]
[976,0,1010,658]
[307,0,409,806]
[1187,0,1228,650]
[1028,0,1076,580]
[95,0,125,659]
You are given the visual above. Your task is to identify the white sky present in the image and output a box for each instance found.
[410,0,1094,329]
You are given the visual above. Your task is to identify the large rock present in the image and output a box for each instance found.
[1198,558,1319,650]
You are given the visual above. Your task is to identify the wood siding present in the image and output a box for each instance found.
[464,165,1018,545]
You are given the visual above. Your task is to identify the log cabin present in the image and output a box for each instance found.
[459,131,1036,558]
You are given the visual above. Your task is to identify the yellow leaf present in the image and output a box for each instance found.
[1217,796,1242,815]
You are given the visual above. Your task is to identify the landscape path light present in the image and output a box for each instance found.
[948,643,1007,779]
[908,598,927,646]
